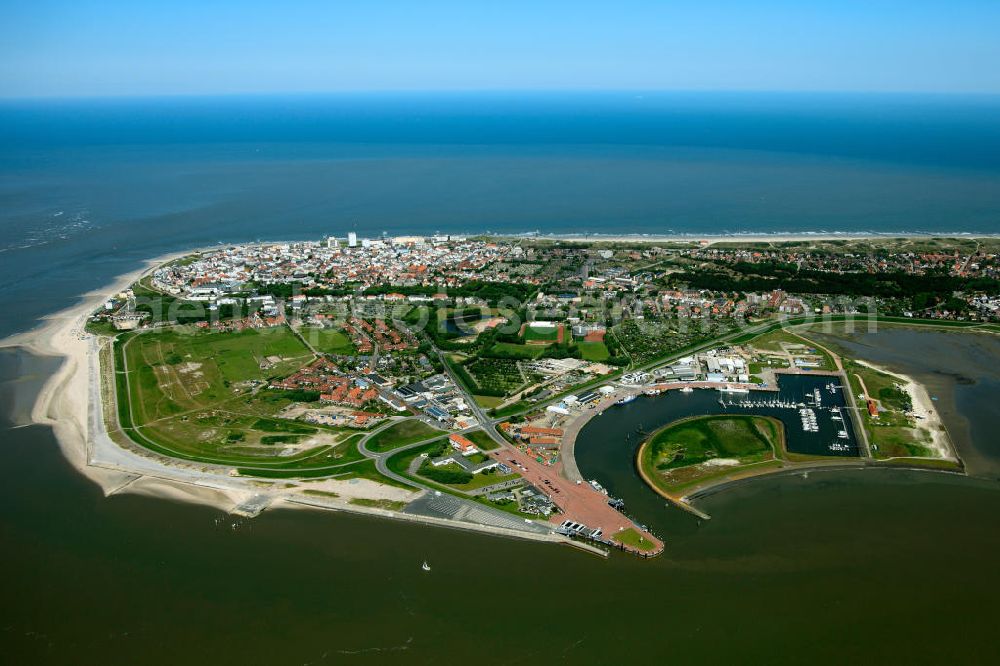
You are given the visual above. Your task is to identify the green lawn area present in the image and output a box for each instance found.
[490,401,529,418]
[474,394,504,408]
[450,470,521,491]
[749,328,836,370]
[577,341,610,361]
[466,429,501,451]
[748,328,803,352]
[124,325,311,423]
[647,414,778,468]
[109,325,397,475]
[365,419,442,453]
[301,326,356,355]
[237,458,410,488]
[612,527,656,552]
[85,319,119,337]
[349,498,407,511]
[386,439,449,477]
[664,460,785,496]
[489,342,544,358]
[638,414,784,495]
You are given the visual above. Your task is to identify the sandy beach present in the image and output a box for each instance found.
[1,250,190,490]
[0,248,421,517]
[854,359,956,459]
[0,250,265,511]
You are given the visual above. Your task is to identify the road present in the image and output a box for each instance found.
[483,313,936,424]
[435,350,662,551]
[355,417,551,534]
[436,349,508,446]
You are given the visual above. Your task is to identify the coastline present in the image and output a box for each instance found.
[0,249,588,551]
[0,250,420,514]
[852,359,957,460]
[0,250,191,492]
[488,232,1000,245]
[0,236,970,547]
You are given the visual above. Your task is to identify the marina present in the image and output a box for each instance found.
[712,379,856,454]
[635,375,861,458]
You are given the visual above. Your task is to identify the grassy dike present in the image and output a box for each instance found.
[106,328,396,482]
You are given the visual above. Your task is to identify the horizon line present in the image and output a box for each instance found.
[4,88,1000,104]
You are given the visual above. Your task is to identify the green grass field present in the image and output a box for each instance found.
[471,395,502,408]
[123,326,311,422]
[489,342,544,358]
[577,341,610,361]
[349,498,407,511]
[110,325,399,478]
[449,470,521,491]
[612,527,657,552]
[301,326,356,355]
[647,414,777,469]
[638,414,783,495]
[749,329,836,370]
[385,439,448,477]
[365,419,442,453]
[466,429,501,451]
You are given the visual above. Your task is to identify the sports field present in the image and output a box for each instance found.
[523,323,559,343]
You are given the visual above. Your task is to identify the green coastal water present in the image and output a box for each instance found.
[4,329,1000,664]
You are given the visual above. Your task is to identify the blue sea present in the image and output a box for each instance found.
[2,91,1000,337]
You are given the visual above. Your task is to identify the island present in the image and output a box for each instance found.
[21,233,1000,559]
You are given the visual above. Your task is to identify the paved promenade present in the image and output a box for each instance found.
[485,438,663,555]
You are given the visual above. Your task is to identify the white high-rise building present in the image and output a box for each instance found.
[361,238,371,249]
[348,232,357,248]
[327,236,339,248]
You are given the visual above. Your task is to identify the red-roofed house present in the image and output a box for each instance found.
[448,433,479,456]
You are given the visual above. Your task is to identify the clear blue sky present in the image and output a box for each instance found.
[2,0,999,98]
